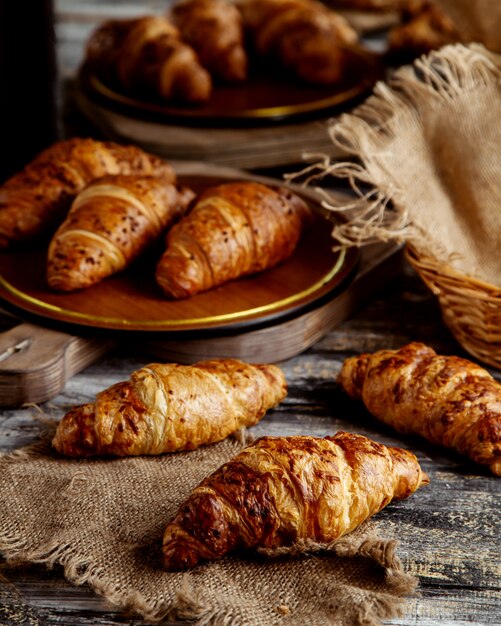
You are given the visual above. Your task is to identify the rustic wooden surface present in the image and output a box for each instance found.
[0,265,500,626]
[0,2,499,624]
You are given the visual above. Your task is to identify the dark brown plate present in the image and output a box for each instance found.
[79,47,382,125]
[0,169,358,334]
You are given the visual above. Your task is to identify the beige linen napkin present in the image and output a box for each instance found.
[302,44,501,288]
[0,436,417,625]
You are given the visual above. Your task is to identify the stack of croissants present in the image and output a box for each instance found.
[85,0,361,104]
[0,137,312,297]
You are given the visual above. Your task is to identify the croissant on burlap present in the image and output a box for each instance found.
[162,431,429,570]
[0,138,174,248]
[338,342,501,476]
[52,359,287,457]
[86,15,212,103]
[155,181,312,299]
[171,0,248,82]
[238,0,358,85]
[47,175,194,291]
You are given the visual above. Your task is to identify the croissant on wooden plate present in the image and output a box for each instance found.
[338,342,501,476]
[86,15,212,103]
[47,175,194,292]
[52,359,287,457]
[155,181,312,299]
[238,0,358,85]
[162,431,429,570]
[0,138,174,249]
[171,0,248,82]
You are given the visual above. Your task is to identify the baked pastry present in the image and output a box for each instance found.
[171,0,248,82]
[162,431,429,570]
[86,15,212,103]
[47,175,194,291]
[52,359,287,457]
[156,181,312,299]
[387,0,461,62]
[338,342,501,476]
[238,0,358,85]
[0,138,174,249]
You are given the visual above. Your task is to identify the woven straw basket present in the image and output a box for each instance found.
[406,245,501,369]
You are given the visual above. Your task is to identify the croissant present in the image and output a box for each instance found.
[52,359,287,457]
[0,138,174,249]
[387,0,461,62]
[338,342,501,476]
[162,431,429,570]
[86,16,212,103]
[46,175,194,291]
[171,0,248,82]
[155,181,312,299]
[238,0,358,85]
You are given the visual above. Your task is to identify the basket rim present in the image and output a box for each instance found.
[405,245,501,298]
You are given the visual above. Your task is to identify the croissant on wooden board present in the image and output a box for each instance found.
[46,175,194,292]
[155,181,313,299]
[162,431,429,570]
[0,138,174,249]
[238,0,358,85]
[86,15,212,103]
[338,342,501,476]
[171,0,248,82]
[52,359,287,457]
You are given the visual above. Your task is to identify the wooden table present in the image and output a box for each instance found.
[0,265,499,626]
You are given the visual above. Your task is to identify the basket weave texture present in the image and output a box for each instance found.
[406,246,501,368]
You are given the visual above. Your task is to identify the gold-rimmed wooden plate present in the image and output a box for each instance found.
[78,47,382,126]
[0,168,358,335]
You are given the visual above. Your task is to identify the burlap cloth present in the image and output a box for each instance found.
[0,433,417,625]
[301,43,501,288]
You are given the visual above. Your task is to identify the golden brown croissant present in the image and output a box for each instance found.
[387,0,461,62]
[47,175,194,291]
[52,359,287,457]
[0,138,174,249]
[86,16,212,103]
[155,181,312,299]
[171,0,248,82]
[338,342,501,476]
[238,0,358,84]
[162,431,429,570]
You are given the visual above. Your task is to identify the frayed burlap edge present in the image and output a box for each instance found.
[0,435,417,625]
[290,44,501,264]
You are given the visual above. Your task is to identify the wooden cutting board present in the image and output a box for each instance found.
[0,162,403,406]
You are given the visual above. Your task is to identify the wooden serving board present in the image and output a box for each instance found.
[0,162,403,406]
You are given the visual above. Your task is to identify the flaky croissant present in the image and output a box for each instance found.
[0,138,173,249]
[86,16,212,103]
[52,359,287,457]
[47,175,194,291]
[155,181,312,299]
[338,342,501,476]
[162,431,429,570]
[171,0,248,82]
[238,0,358,85]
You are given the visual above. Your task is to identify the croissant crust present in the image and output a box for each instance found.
[155,181,312,299]
[0,138,173,248]
[338,342,501,476]
[52,359,287,457]
[162,431,429,569]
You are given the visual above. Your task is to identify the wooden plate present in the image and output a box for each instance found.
[0,169,358,335]
[79,47,381,126]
